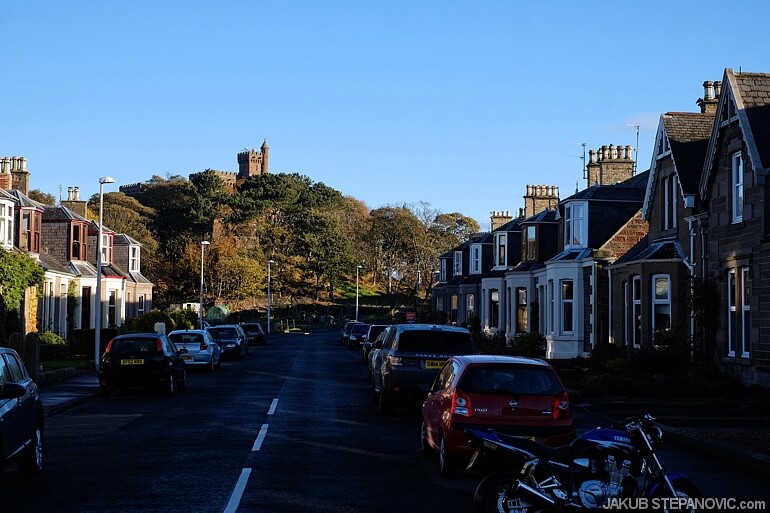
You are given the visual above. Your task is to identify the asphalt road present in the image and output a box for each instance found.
[1,330,768,512]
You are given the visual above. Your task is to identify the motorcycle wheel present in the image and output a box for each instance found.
[473,471,550,513]
[652,479,702,513]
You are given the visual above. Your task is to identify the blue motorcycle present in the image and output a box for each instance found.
[466,414,701,513]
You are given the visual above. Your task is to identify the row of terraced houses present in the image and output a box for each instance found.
[432,68,770,388]
[0,161,153,339]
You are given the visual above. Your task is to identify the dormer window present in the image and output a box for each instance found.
[19,209,42,253]
[440,259,447,282]
[129,246,140,272]
[564,202,586,248]
[495,233,507,267]
[0,203,13,249]
[732,151,743,223]
[453,251,462,276]
[662,175,678,230]
[470,244,481,274]
[101,233,112,264]
[70,223,88,260]
[524,225,537,261]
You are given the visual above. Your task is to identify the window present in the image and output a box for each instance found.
[466,294,475,320]
[440,259,447,282]
[138,294,146,315]
[490,289,499,328]
[101,233,112,264]
[81,287,92,329]
[651,275,671,343]
[732,152,743,223]
[728,267,751,357]
[108,290,117,327]
[470,245,481,274]
[495,234,507,267]
[450,294,458,324]
[632,276,641,348]
[662,175,678,230]
[548,280,554,334]
[515,287,528,333]
[130,246,140,272]
[561,280,574,333]
[623,280,629,345]
[525,226,537,261]
[71,223,87,260]
[564,203,585,247]
[453,251,462,276]
[0,204,10,247]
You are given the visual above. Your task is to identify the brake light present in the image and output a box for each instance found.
[155,339,163,352]
[451,390,473,417]
[199,341,208,350]
[552,391,571,420]
[386,355,403,366]
[104,340,114,354]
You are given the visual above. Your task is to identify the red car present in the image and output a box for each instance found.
[420,354,575,476]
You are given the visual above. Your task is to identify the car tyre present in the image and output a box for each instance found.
[208,357,215,372]
[99,384,113,397]
[165,371,176,395]
[215,357,222,369]
[439,434,455,477]
[178,369,188,389]
[18,423,44,475]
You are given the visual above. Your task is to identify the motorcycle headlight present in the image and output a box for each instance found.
[647,426,663,449]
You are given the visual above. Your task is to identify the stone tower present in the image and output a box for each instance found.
[237,140,269,180]
[585,144,635,188]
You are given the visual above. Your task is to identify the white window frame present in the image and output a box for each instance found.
[470,244,481,274]
[453,251,462,276]
[663,175,678,230]
[732,151,743,223]
[741,267,751,357]
[564,202,586,248]
[101,233,111,264]
[466,294,475,319]
[727,269,736,357]
[623,281,629,346]
[129,246,140,272]
[560,279,574,334]
[728,267,751,358]
[651,274,671,342]
[548,280,554,334]
[440,259,447,282]
[138,294,146,315]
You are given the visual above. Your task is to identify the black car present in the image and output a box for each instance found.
[207,324,249,358]
[341,321,361,346]
[0,347,44,474]
[241,322,266,345]
[99,333,188,395]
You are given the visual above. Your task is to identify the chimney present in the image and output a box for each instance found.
[523,184,559,218]
[585,144,635,188]
[10,156,30,195]
[0,157,11,190]
[490,210,513,231]
[60,185,89,217]
[696,80,720,115]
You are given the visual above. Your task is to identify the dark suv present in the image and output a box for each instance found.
[372,324,476,413]
[0,347,44,474]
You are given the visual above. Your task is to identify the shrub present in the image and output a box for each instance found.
[125,310,176,333]
[475,330,507,355]
[510,332,546,357]
[39,331,66,345]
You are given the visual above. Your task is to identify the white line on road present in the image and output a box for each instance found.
[252,423,269,451]
[223,468,251,513]
[268,398,279,414]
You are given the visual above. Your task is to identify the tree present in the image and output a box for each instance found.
[0,250,45,338]
[28,189,56,205]
[368,206,422,294]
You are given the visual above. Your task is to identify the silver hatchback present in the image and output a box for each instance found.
[168,330,221,371]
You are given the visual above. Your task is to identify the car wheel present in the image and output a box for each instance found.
[18,423,44,475]
[165,371,176,395]
[99,383,113,397]
[420,422,432,455]
[178,369,188,389]
[208,357,215,372]
[215,357,222,369]
[439,434,455,477]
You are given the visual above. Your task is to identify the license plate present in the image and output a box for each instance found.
[424,359,445,369]
[183,355,194,361]
[121,359,144,365]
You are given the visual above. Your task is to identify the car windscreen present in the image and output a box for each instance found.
[368,325,387,339]
[459,365,562,395]
[351,324,370,335]
[111,338,160,353]
[208,328,238,338]
[242,324,262,333]
[169,333,203,344]
[396,331,474,354]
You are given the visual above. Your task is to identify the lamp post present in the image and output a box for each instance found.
[355,265,362,321]
[95,176,115,372]
[416,269,421,299]
[199,240,210,328]
[267,259,274,334]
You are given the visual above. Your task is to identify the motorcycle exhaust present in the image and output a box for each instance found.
[511,480,556,507]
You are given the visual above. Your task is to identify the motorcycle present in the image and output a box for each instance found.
[466,414,701,513]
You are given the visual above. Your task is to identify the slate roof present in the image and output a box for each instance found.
[612,236,685,266]
[38,253,76,275]
[662,112,714,194]
[564,170,649,203]
[733,71,770,169]
[7,190,44,208]
[522,209,558,224]
[42,204,90,222]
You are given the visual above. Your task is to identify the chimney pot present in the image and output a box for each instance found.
[713,81,722,98]
[703,80,714,101]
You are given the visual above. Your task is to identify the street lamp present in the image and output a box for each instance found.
[355,265,362,321]
[267,259,275,334]
[95,176,115,372]
[199,240,210,328]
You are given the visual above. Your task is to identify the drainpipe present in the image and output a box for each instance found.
[608,264,613,346]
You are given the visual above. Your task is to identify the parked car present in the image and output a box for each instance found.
[0,347,44,475]
[207,324,248,358]
[99,333,188,396]
[371,324,476,414]
[168,329,221,371]
[347,322,371,350]
[367,326,392,376]
[421,354,575,475]
[241,322,266,345]
[340,321,360,346]
[361,324,389,363]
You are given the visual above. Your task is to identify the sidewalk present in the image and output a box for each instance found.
[38,370,100,418]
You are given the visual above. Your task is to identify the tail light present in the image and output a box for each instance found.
[451,389,473,417]
[386,355,403,366]
[104,340,114,354]
[552,391,571,420]
[155,339,163,352]
[199,340,209,351]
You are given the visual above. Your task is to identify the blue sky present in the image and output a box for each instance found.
[2,1,767,230]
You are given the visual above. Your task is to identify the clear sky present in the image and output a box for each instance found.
[2,1,767,230]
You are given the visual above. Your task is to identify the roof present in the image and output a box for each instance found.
[564,170,649,203]
[662,112,714,194]
[42,204,90,222]
[452,354,550,367]
[521,209,558,224]
[7,190,44,209]
[392,323,471,334]
[113,233,141,245]
[613,237,685,266]
[38,252,76,275]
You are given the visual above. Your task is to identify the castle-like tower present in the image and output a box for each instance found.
[237,139,269,180]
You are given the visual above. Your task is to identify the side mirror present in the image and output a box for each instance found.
[1,382,26,399]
